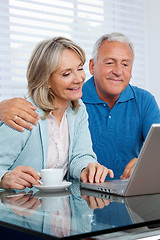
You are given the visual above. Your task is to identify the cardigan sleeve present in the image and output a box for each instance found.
[68,101,97,180]
[0,123,31,180]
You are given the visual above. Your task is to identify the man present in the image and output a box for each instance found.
[1,33,160,179]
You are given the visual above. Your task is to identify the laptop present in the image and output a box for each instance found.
[81,123,160,196]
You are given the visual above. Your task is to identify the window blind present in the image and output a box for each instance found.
[0,0,145,101]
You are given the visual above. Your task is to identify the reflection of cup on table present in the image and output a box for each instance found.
[40,169,63,186]
[34,191,71,212]
[41,196,64,211]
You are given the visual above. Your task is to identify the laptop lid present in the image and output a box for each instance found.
[81,123,160,196]
[125,123,160,196]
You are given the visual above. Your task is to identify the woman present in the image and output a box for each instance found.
[0,37,113,190]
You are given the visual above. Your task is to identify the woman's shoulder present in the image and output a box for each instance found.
[78,99,86,108]
[26,97,45,116]
[67,99,88,121]
[75,99,87,116]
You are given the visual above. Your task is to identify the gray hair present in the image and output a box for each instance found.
[92,32,134,62]
[27,36,85,118]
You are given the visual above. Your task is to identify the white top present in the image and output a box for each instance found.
[47,111,69,178]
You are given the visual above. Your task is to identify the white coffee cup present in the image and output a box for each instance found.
[40,168,63,186]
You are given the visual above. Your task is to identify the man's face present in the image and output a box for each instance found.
[89,40,133,104]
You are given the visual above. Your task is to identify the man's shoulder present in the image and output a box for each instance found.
[130,85,154,99]
[129,85,158,111]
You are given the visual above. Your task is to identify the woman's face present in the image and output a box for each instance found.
[49,49,86,108]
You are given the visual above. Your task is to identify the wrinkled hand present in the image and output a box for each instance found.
[80,163,114,183]
[82,194,111,209]
[0,98,40,131]
[2,191,41,216]
[120,158,137,179]
[0,166,40,190]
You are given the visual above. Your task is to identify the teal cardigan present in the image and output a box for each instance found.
[0,99,97,181]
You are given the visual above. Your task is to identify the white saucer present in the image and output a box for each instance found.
[33,181,72,192]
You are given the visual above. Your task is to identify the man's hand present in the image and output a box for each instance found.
[0,166,40,190]
[0,98,40,131]
[120,158,137,179]
[80,163,114,183]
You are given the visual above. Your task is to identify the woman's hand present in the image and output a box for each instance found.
[0,166,40,190]
[0,98,40,131]
[80,163,114,183]
[2,191,41,216]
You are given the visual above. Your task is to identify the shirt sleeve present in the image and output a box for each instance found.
[141,91,160,139]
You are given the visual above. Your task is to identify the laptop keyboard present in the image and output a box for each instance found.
[95,179,129,194]
[81,179,129,195]
[105,179,129,187]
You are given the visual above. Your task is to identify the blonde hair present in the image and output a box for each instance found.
[27,37,86,119]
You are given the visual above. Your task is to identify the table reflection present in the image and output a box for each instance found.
[0,181,160,239]
[81,188,133,232]
[0,181,94,238]
[81,188,160,232]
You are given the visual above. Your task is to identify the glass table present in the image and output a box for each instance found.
[1,180,160,240]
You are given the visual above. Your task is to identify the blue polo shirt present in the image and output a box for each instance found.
[82,76,160,179]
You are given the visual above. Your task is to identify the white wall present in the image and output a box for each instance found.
[145,0,160,106]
